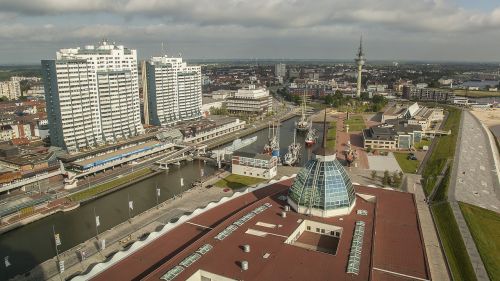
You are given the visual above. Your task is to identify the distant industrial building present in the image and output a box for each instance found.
[144,55,202,126]
[41,40,144,152]
[231,151,278,179]
[226,85,272,115]
[402,86,454,102]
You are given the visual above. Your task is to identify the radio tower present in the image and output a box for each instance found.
[355,36,366,98]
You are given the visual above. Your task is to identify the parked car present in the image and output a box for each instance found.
[407,154,417,160]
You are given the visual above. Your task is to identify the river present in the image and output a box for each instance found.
[0,116,326,279]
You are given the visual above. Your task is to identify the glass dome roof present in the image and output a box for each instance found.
[288,155,356,215]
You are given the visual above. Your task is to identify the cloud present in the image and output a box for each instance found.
[0,0,499,62]
[1,0,499,32]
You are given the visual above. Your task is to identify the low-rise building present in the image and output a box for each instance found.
[382,102,444,131]
[231,151,277,179]
[363,122,422,150]
[178,116,245,143]
[226,85,272,115]
[402,86,454,102]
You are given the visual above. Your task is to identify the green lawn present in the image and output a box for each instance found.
[422,107,461,195]
[214,174,265,189]
[326,121,337,149]
[393,152,419,173]
[345,115,365,131]
[414,139,431,150]
[459,202,500,281]
[454,89,500,98]
[68,168,154,202]
[432,203,477,281]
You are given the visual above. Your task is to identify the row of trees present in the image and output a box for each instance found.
[371,170,404,188]
[323,91,388,112]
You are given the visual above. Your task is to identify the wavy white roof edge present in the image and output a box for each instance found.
[71,174,297,281]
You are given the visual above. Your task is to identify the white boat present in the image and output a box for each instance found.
[211,136,258,158]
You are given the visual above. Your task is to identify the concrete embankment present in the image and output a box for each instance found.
[0,170,161,235]
[13,171,232,281]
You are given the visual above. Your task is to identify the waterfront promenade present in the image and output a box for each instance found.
[12,171,232,281]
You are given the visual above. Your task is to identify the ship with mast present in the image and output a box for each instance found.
[283,130,301,166]
[295,91,309,132]
[263,120,280,157]
[305,122,318,146]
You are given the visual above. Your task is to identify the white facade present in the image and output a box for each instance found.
[42,40,144,152]
[275,63,286,78]
[231,153,277,179]
[145,56,202,126]
[0,81,21,100]
[226,85,272,114]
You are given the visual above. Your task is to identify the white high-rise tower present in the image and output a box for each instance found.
[355,36,366,98]
[144,55,202,126]
[42,40,144,152]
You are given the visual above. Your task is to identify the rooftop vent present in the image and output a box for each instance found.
[241,260,249,271]
[243,244,251,253]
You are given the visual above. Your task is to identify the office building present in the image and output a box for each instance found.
[41,40,144,152]
[144,56,202,126]
[226,85,272,115]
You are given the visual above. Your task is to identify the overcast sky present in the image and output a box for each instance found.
[0,0,499,64]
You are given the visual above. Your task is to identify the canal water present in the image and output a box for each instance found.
[0,116,326,279]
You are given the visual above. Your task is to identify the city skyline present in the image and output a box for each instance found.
[1,0,500,63]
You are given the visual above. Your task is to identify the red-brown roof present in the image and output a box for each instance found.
[91,180,429,281]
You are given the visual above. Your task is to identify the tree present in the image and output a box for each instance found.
[371,170,377,180]
[382,170,390,186]
[392,171,402,188]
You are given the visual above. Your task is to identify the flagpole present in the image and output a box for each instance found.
[52,225,60,260]
[156,184,159,209]
[93,207,99,239]
[128,193,131,222]
[52,225,64,281]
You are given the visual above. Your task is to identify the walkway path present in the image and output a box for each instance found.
[449,110,491,281]
[11,172,233,281]
[405,174,450,281]
[452,111,499,212]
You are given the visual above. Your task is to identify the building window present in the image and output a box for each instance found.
[307,226,311,231]
[316,228,320,233]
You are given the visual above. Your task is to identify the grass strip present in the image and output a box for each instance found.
[68,168,154,202]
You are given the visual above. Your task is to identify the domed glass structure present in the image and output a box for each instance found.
[288,153,356,217]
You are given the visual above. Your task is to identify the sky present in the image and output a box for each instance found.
[0,0,499,64]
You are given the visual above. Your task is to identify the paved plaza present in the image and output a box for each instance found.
[367,153,402,173]
[451,111,500,213]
